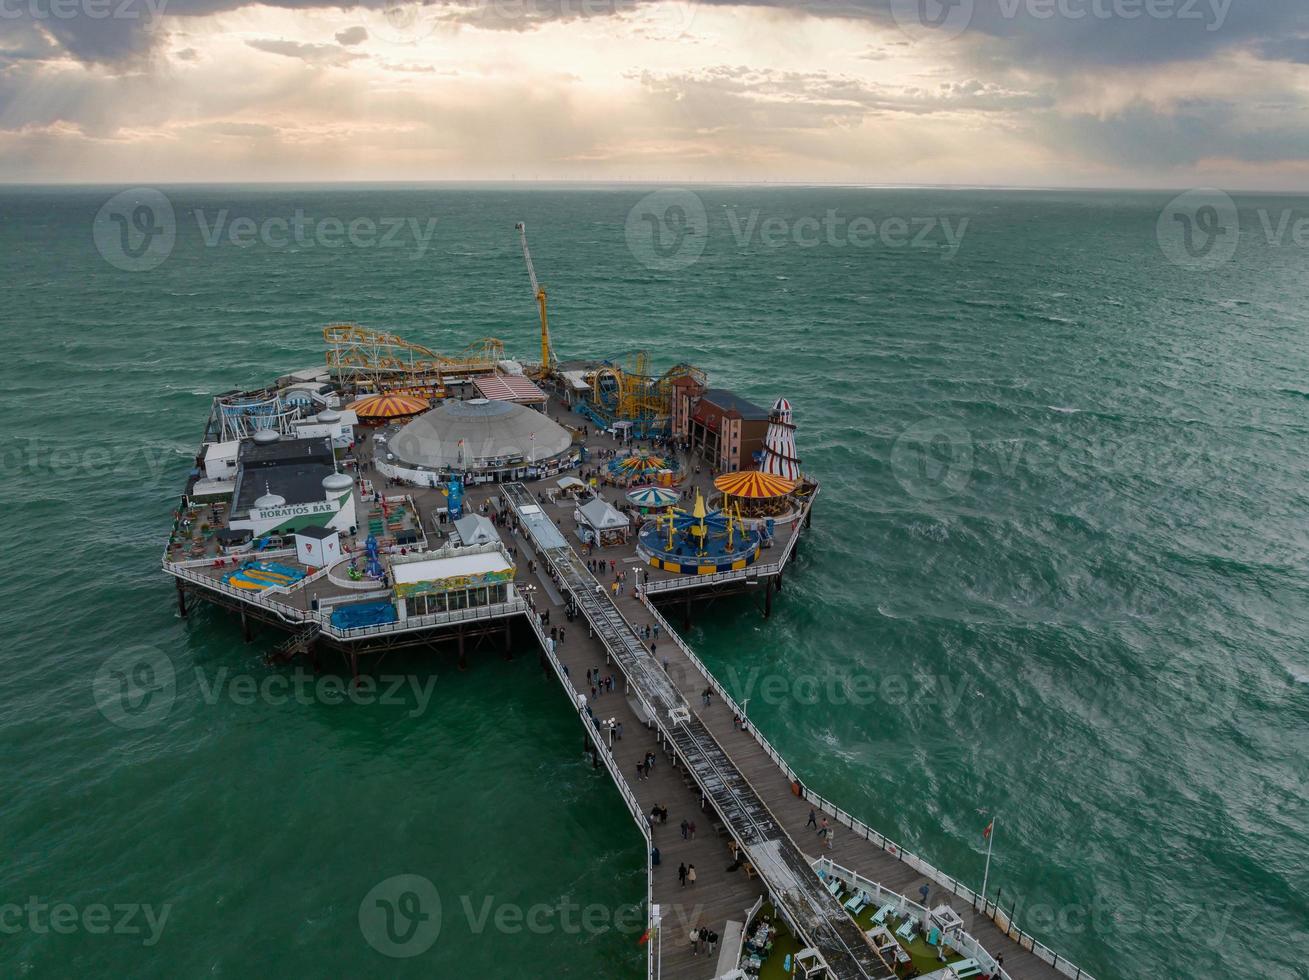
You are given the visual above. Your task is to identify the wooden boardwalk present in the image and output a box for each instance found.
[499,483,1076,980]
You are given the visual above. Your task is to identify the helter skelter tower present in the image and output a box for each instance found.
[760,397,802,481]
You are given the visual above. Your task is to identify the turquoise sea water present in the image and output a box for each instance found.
[1,184,1307,978]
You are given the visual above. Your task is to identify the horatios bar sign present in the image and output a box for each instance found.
[251,500,338,522]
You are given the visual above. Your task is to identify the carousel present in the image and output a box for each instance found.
[348,392,430,426]
[638,491,762,575]
[712,469,798,518]
[606,450,679,488]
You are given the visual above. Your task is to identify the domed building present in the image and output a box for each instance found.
[384,398,578,481]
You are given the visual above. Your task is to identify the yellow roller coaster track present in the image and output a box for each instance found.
[323,324,505,386]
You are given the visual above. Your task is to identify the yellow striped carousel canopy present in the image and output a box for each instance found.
[713,470,797,499]
[349,392,429,419]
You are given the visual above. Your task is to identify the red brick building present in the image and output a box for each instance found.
[673,382,771,473]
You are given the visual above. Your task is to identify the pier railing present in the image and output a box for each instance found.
[163,560,528,643]
[638,593,1100,980]
[521,610,655,980]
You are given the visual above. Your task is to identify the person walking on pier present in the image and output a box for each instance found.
[687,864,697,886]
[678,863,688,887]
[636,761,646,782]
[689,926,699,954]
[818,817,829,839]
[688,820,696,840]
[807,808,817,830]
[680,819,689,840]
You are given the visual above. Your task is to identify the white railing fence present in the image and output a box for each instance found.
[638,594,1099,980]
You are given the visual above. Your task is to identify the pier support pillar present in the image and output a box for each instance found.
[176,580,187,619]
[776,571,783,593]
[683,598,692,632]
[504,624,513,661]
[240,607,252,643]
[764,578,773,620]
[458,631,467,671]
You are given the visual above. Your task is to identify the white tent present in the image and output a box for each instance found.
[576,498,630,545]
[453,513,501,547]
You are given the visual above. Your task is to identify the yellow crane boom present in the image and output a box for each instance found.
[515,221,556,376]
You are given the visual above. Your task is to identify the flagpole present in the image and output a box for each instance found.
[981,816,996,905]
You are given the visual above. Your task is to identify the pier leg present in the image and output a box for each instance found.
[504,624,513,661]
[776,571,783,593]
[683,597,692,631]
[240,607,252,643]
[458,631,467,671]
[764,578,773,619]
[176,580,188,619]
[350,651,359,688]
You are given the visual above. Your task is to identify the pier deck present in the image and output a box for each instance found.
[503,481,896,980]
[499,480,1074,980]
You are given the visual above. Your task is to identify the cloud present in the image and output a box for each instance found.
[245,38,364,65]
[335,25,369,45]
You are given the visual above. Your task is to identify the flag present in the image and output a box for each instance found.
[982,818,994,840]
[637,928,651,946]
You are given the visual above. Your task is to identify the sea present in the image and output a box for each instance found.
[1,184,1306,978]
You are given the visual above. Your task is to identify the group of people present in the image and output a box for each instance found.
[688,923,717,956]
[806,808,836,850]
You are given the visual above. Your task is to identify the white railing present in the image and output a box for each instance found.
[165,560,529,642]
[521,611,655,980]
[639,592,1099,980]
[815,857,1008,980]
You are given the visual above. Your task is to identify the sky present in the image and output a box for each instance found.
[2,0,1308,188]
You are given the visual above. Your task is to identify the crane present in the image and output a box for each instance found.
[515,221,556,377]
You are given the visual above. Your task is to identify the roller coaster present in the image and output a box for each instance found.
[580,352,706,438]
[323,324,504,389]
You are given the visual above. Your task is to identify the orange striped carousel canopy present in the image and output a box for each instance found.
[713,470,797,499]
[348,392,429,419]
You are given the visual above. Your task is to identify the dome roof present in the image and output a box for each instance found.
[254,482,286,509]
[317,408,341,423]
[322,472,353,492]
[390,398,572,471]
[252,428,280,444]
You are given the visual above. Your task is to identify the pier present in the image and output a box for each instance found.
[163,344,1099,980]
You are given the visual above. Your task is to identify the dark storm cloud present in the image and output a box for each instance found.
[12,0,1309,73]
